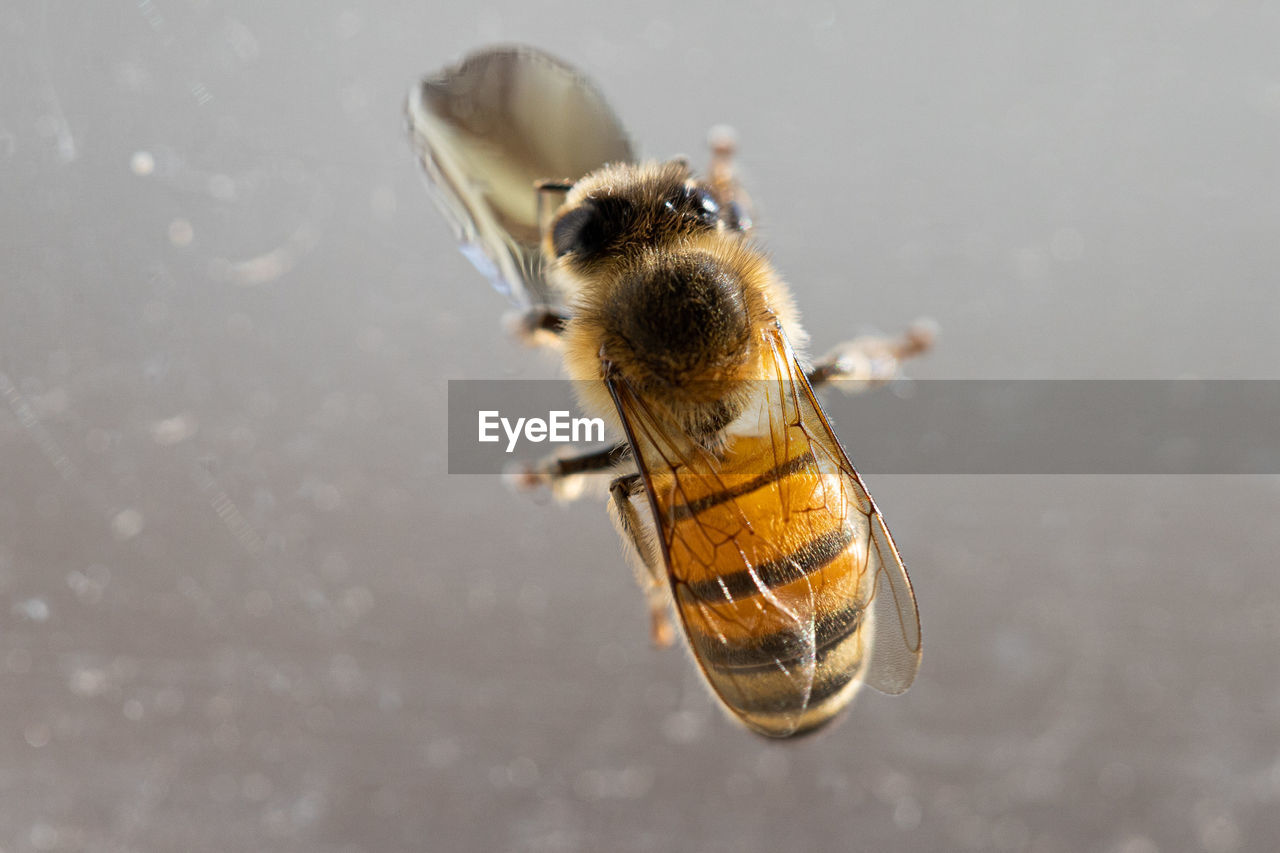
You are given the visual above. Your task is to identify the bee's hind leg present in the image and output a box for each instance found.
[807,319,938,393]
[609,473,675,648]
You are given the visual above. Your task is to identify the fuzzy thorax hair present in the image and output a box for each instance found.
[561,235,804,442]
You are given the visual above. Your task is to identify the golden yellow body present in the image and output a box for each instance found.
[409,45,925,738]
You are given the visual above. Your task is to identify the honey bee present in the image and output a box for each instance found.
[408,46,931,737]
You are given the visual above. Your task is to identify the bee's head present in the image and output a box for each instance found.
[545,160,725,276]
[551,162,779,436]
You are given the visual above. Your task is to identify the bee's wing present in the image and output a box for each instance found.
[406,46,635,308]
[763,326,923,695]
[606,369,821,736]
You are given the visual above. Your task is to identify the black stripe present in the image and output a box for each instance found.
[669,451,816,521]
[687,602,863,675]
[727,665,861,715]
[684,523,855,602]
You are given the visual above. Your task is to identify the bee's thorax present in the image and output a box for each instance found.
[602,250,752,390]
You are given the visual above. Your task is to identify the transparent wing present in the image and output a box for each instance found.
[763,326,922,694]
[406,45,635,307]
[605,369,823,736]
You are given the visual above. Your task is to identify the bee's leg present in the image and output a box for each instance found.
[506,442,628,501]
[536,180,574,242]
[507,306,570,347]
[807,319,937,392]
[609,473,675,648]
[706,126,754,232]
[505,179,576,348]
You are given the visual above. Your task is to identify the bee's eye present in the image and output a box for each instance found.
[666,185,719,228]
[552,197,634,259]
[686,186,720,225]
[552,204,600,258]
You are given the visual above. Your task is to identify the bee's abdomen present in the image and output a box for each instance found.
[679,585,869,737]
[655,434,874,737]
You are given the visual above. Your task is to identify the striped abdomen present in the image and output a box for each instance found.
[650,430,876,737]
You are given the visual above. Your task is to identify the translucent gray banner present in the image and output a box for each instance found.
[447,380,1280,475]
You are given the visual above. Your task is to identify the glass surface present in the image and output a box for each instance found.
[3,3,1279,850]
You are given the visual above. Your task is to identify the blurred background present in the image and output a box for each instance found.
[3,2,1280,851]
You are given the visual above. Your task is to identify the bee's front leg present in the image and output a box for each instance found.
[609,473,675,648]
[807,319,937,392]
[507,178,576,350]
[706,125,754,232]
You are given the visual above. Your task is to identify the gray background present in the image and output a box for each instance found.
[3,2,1279,851]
